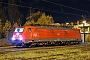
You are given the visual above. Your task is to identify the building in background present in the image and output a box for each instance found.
[60,20,90,33]
[60,20,90,42]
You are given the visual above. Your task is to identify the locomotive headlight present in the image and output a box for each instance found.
[13,35,16,37]
[12,37,15,40]
[16,33,19,35]
[19,35,23,40]
[19,37,23,40]
[19,35,22,37]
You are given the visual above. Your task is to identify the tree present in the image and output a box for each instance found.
[46,15,54,24]
[26,11,42,22]
[36,13,46,25]
[25,11,54,26]
[0,0,7,23]
[24,21,32,26]
[0,19,2,38]
[3,20,11,32]
[13,22,18,27]
[36,13,54,25]
[17,18,22,26]
[3,20,11,39]
[8,0,23,25]
[0,19,2,32]
[25,11,42,26]
[24,19,35,26]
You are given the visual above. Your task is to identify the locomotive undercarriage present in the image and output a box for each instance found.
[15,39,81,47]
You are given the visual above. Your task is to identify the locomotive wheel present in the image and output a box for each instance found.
[22,43,32,48]
[22,44,28,48]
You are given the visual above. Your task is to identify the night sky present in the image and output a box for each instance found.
[3,0,90,23]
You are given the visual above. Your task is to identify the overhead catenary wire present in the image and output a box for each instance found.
[0,1,82,17]
[16,0,89,18]
[42,0,90,14]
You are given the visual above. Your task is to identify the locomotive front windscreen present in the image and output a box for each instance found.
[15,28,24,32]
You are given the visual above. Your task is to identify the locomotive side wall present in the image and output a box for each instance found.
[33,28,81,42]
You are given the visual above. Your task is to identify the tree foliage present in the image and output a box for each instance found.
[24,19,35,26]
[13,22,18,27]
[25,11,54,26]
[0,19,2,32]
[0,19,2,38]
[36,13,54,25]
[3,20,11,32]
[26,11,42,22]
[17,18,22,26]
[2,20,11,39]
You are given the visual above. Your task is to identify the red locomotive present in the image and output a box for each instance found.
[11,26,82,47]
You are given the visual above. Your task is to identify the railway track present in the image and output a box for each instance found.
[0,42,89,52]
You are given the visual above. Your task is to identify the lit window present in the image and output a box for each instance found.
[28,28,31,32]
[15,28,24,32]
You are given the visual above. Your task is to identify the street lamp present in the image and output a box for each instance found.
[82,20,86,43]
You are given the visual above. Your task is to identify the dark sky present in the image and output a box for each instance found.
[3,0,90,23]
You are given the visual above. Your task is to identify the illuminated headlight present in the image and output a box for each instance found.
[13,35,16,37]
[16,33,19,35]
[19,35,22,37]
[12,37,15,40]
[19,37,23,40]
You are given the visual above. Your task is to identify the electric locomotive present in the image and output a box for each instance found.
[11,26,82,47]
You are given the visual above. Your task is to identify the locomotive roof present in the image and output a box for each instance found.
[36,26,74,30]
[17,26,75,30]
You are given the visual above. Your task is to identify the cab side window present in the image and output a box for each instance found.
[28,28,31,32]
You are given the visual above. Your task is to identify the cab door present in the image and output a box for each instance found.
[26,28,32,40]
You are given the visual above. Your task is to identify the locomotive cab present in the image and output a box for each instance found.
[12,27,24,46]
[11,26,36,47]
